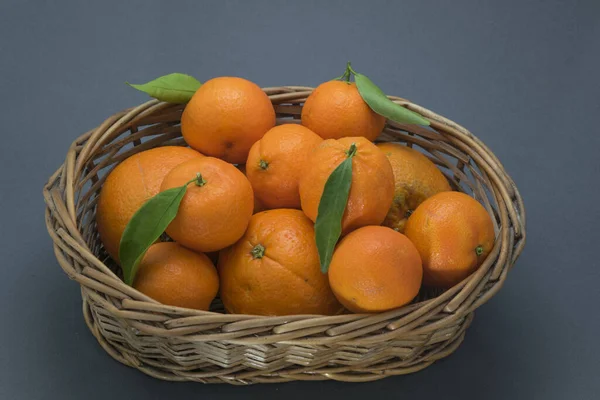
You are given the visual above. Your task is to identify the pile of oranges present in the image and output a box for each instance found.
[96,76,495,316]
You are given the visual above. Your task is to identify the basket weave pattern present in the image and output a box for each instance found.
[43,87,525,384]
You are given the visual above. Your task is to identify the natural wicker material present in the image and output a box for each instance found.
[43,86,526,384]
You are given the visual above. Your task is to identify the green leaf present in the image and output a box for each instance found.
[314,144,357,273]
[119,185,188,285]
[354,72,430,126]
[126,73,201,103]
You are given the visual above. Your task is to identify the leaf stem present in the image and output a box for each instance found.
[186,172,206,187]
[346,61,357,77]
[182,173,207,187]
[345,143,358,158]
[251,244,265,259]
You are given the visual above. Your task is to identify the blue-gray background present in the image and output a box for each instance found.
[1,1,599,399]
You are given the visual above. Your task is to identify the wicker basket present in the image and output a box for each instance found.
[43,86,526,384]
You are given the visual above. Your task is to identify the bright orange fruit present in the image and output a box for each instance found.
[133,242,219,310]
[299,136,394,234]
[404,191,495,288]
[328,226,423,313]
[96,146,202,262]
[246,124,323,209]
[218,209,342,316]
[160,157,254,252]
[181,77,275,163]
[301,80,385,141]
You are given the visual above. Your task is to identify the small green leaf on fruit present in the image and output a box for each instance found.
[354,72,430,126]
[127,73,201,103]
[315,144,356,273]
[119,185,188,285]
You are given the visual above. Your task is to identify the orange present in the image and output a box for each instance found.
[160,157,254,252]
[328,226,422,313]
[218,209,342,316]
[237,164,266,214]
[133,242,219,310]
[299,136,394,234]
[181,77,275,163]
[377,143,452,233]
[96,146,202,263]
[404,191,495,288]
[246,124,323,209]
[301,80,386,141]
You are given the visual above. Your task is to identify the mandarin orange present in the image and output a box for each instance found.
[133,242,219,310]
[181,77,275,163]
[328,226,423,313]
[96,146,202,262]
[160,157,254,252]
[301,80,385,141]
[299,137,394,234]
[246,124,323,209]
[218,209,342,316]
[404,191,495,288]
[377,143,451,233]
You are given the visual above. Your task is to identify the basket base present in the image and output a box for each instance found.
[82,295,472,384]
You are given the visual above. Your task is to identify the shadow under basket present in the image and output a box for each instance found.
[43,86,526,384]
